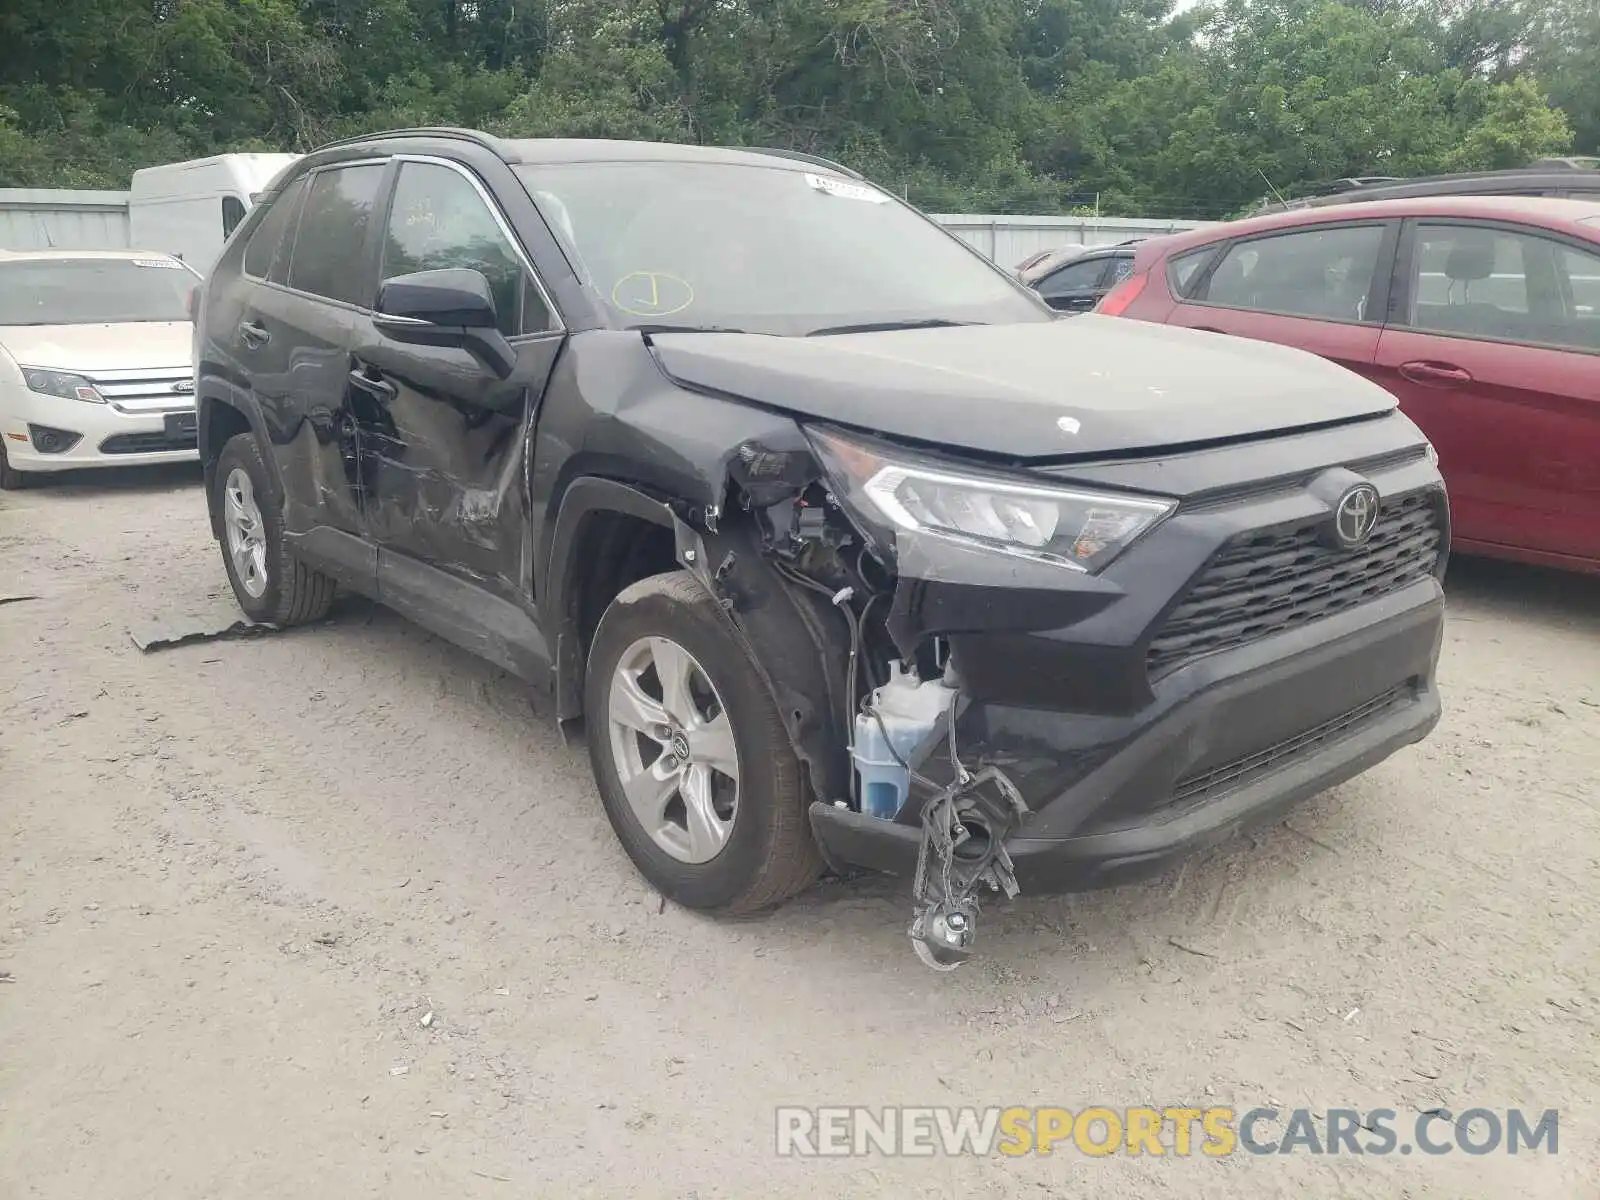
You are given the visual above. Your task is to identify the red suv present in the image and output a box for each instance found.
[1098,196,1600,574]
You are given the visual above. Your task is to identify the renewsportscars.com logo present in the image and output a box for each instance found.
[775,1106,1560,1158]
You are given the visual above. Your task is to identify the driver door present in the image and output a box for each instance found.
[348,157,566,658]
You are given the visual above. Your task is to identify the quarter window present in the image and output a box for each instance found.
[243,174,308,283]
[287,163,386,306]
[1202,225,1386,322]
[1168,248,1214,298]
[222,196,247,238]
[380,162,551,336]
[1403,223,1600,351]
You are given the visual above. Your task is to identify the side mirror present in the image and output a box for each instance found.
[373,268,517,380]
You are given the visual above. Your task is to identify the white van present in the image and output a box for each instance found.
[129,154,301,275]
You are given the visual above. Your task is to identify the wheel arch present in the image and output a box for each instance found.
[544,476,853,809]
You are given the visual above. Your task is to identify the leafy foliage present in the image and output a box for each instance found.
[0,0,1589,215]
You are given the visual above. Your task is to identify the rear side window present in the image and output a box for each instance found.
[1403,223,1600,352]
[1037,257,1106,297]
[380,161,552,336]
[288,163,386,306]
[222,196,247,238]
[1106,257,1134,285]
[243,174,309,282]
[1202,225,1385,322]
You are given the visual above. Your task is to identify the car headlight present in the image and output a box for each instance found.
[807,426,1176,573]
[22,368,104,403]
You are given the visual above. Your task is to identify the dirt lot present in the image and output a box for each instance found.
[1,464,1597,1199]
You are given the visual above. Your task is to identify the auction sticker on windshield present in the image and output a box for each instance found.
[805,173,890,204]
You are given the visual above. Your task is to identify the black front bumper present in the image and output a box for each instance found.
[809,579,1444,894]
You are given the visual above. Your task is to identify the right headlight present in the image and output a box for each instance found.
[807,426,1176,574]
[22,368,105,403]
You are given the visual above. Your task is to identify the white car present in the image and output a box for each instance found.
[0,249,201,489]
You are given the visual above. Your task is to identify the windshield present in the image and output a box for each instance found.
[0,258,197,326]
[514,161,1048,335]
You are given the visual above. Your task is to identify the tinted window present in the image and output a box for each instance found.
[515,161,1047,336]
[1168,247,1214,298]
[1106,257,1134,284]
[1203,225,1385,321]
[0,257,198,325]
[1404,223,1600,352]
[243,174,308,281]
[288,163,386,306]
[1037,257,1106,297]
[381,162,549,336]
[222,196,247,238]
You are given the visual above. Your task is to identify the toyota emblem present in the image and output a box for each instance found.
[1332,483,1380,550]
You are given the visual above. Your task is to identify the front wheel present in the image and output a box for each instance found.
[213,432,336,625]
[584,571,821,913]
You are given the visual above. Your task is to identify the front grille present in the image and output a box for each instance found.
[84,367,195,416]
[1147,490,1444,677]
[99,430,197,454]
[1167,683,1414,809]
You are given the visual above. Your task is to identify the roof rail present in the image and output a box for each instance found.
[742,146,864,180]
[309,126,507,155]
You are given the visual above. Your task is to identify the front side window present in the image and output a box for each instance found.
[1404,223,1600,351]
[381,162,550,336]
[0,257,198,326]
[1037,257,1106,298]
[288,163,386,306]
[515,161,1047,336]
[243,174,309,282]
[1202,224,1385,322]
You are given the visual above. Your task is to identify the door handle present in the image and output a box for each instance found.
[347,367,397,402]
[1399,361,1472,387]
[238,320,270,348]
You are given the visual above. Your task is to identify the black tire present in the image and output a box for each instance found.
[0,441,30,490]
[213,432,336,625]
[584,570,822,913]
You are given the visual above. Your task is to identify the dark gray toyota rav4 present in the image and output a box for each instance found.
[195,128,1447,968]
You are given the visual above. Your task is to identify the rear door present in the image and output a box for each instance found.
[1165,221,1398,386]
[1373,219,1600,562]
[350,155,566,614]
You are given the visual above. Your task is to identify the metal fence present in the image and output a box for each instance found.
[930,214,1219,266]
[0,189,133,251]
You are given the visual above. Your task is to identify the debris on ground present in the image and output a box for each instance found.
[129,614,282,652]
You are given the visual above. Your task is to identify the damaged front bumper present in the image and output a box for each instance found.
[809,580,1444,893]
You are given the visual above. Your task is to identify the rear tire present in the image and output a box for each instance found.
[584,570,822,913]
[214,432,336,625]
[0,442,30,490]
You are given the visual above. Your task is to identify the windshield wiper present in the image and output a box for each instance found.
[805,318,975,337]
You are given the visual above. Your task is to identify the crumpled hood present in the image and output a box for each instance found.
[648,316,1397,460]
[0,322,192,373]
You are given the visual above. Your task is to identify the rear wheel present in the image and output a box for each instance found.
[213,432,336,625]
[0,441,30,490]
[584,571,821,913]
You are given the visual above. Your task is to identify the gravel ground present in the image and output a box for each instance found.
[2,463,1597,1199]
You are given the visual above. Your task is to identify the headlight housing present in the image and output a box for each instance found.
[807,426,1175,574]
[23,368,104,404]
